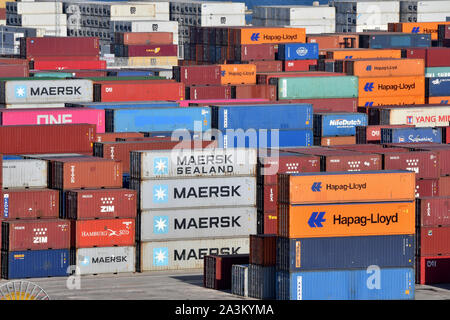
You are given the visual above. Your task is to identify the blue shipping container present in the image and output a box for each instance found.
[427,77,450,97]
[218,129,313,148]
[276,267,414,300]
[277,235,415,272]
[106,107,211,133]
[1,249,70,279]
[248,265,276,300]
[66,101,179,109]
[360,34,431,49]
[211,104,313,131]
[108,70,156,77]
[313,113,368,137]
[278,43,319,60]
[381,127,442,143]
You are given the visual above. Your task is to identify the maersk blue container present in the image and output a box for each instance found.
[277,235,414,272]
[276,268,414,300]
[66,101,179,109]
[1,249,70,279]
[105,106,211,133]
[314,113,368,137]
[218,129,313,148]
[381,127,442,143]
[427,77,450,97]
[278,43,319,60]
[211,104,313,131]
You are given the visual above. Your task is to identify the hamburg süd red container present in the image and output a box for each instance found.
[417,197,450,227]
[94,82,184,102]
[188,85,232,100]
[416,178,439,198]
[383,151,440,179]
[65,189,137,220]
[72,218,135,248]
[1,219,70,251]
[1,189,59,220]
[173,65,221,86]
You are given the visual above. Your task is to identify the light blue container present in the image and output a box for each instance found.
[278,76,359,99]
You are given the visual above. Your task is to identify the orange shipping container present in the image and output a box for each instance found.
[236,27,306,45]
[278,171,416,204]
[278,201,415,238]
[358,76,425,98]
[392,22,450,41]
[346,59,424,77]
[317,136,356,146]
[427,96,450,104]
[327,49,402,60]
[307,34,359,49]
[220,64,256,85]
[358,95,426,107]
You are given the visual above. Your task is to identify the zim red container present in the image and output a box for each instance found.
[124,44,178,57]
[0,64,28,77]
[65,189,137,220]
[418,226,450,256]
[284,60,317,72]
[50,157,123,190]
[252,60,283,73]
[93,82,184,102]
[1,189,59,220]
[2,219,70,251]
[32,60,106,71]
[71,218,135,248]
[383,151,440,179]
[261,184,277,212]
[0,124,96,155]
[417,197,450,227]
[250,234,277,266]
[417,255,450,284]
[173,65,221,86]
[187,85,231,100]
[233,84,276,101]
[22,37,100,59]
[95,132,145,142]
[403,47,450,67]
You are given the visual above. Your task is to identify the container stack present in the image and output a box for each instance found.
[400,0,450,23]
[276,171,416,300]
[0,24,39,56]
[389,21,450,42]
[129,148,256,272]
[203,254,249,290]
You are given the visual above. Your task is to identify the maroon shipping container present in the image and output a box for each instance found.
[416,178,439,198]
[403,47,450,67]
[250,234,277,266]
[284,60,317,72]
[235,44,275,61]
[282,98,357,113]
[0,124,95,155]
[417,255,450,284]
[315,136,356,146]
[252,60,283,73]
[330,144,409,153]
[383,151,440,179]
[0,64,28,77]
[417,197,450,227]
[124,44,178,57]
[65,189,137,220]
[440,176,450,197]
[419,226,450,255]
[96,132,145,143]
[1,219,70,251]
[22,37,100,59]
[263,212,277,235]
[1,189,59,220]
[174,65,221,86]
[50,157,123,190]
[27,56,100,62]
[203,254,249,290]
[234,84,276,101]
[188,85,232,100]
[262,184,277,212]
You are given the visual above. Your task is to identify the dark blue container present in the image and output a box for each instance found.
[66,101,179,109]
[277,235,415,272]
[427,77,450,97]
[313,113,368,137]
[381,127,442,143]
[107,70,156,77]
[278,43,319,60]
[248,264,276,300]
[217,129,313,148]
[359,33,431,48]
[1,249,70,279]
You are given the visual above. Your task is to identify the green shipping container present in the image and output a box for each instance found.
[277,76,359,100]
[33,72,74,78]
[425,67,450,78]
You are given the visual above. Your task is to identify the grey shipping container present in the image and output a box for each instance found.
[248,264,276,300]
[72,246,135,275]
[232,264,249,297]
[3,159,48,188]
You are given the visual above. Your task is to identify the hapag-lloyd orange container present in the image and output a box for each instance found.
[427,96,450,104]
[235,27,306,45]
[358,95,426,107]
[220,64,256,85]
[278,201,415,238]
[278,170,416,204]
[391,22,450,41]
[327,49,402,60]
[346,59,424,77]
[358,76,425,98]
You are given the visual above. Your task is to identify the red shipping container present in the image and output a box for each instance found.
[362,125,415,143]
[233,84,276,101]
[96,132,145,143]
[447,126,450,144]
[404,47,450,67]
[65,189,137,220]
[72,218,135,248]
[188,85,232,100]
[0,124,95,155]
[50,158,123,190]
[383,151,440,179]
[264,212,277,235]
[416,178,439,198]
[124,44,178,57]
[2,219,70,251]
[417,255,450,284]
[331,144,409,153]
[440,176,450,197]
[400,144,450,177]
[27,55,100,62]
[0,8,5,20]
[263,184,277,212]
[174,65,221,86]
[1,189,59,220]
[22,37,100,59]
[252,60,283,73]
[32,60,106,71]
[419,226,450,255]
[0,58,28,66]
[94,82,184,102]
[284,60,317,72]
[250,234,277,266]
[236,44,275,61]
[0,64,28,77]
[283,98,357,113]
[417,197,450,227]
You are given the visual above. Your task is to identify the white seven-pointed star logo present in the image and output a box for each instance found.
[155,217,167,231]
[154,186,166,200]
[154,159,167,173]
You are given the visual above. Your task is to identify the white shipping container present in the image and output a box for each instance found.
[356,24,388,32]
[110,4,156,18]
[3,159,48,188]
[138,176,256,210]
[112,20,178,33]
[301,25,336,34]
[12,14,67,26]
[141,237,249,271]
[381,107,450,127]
[417,1,450,13]
[200,14,245,27]
[199,2,245,15]
[75,246,135,275]
[336,13,399,25]
[416,13,450,22]
[258,5,335,20]
[141,207,257,241]
[334,1,399,14]
[131,148,257,180]
[8,2,63,14]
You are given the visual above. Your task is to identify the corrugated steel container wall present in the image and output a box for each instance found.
[72,219,135,248]
[1,249,69,279]
[32,60,107,72]
[2,219,70,251]
[233,84,277,101]
[318,136,356,146]
[1,189,59,220]
[279,201,415,238]
[440,176,450,197]
[131,148,257,180]
[313,113,367,137]
[236,44,275,61]
[417,197,450,227]
[65,189,137,220]
[141,207,256,241]
[137,176,256,210]
[276,268,414,300]
[0,64,29,77]
[284,98,357,113]
[326,49,402,60]
[220,64,256,85]
[22,37,99,59]
[279,171,416,204]
[345,58,424,77]
[3,159,47,188]
[250,234,277,266]
[94,82,184,102]
[231,264,248,297]
[383,151,439,179]
[236,27,306,45]
[188,86,231,100]
[358,76,425,98]
[117,32,173,45]
[427,77,450,97]
[173,65,221,86]
[141,237,249,271]
[278,43,319,60]
[416,178,439,198]
[284,60,317,72]
[73,246,135,275]
[277,235,414,272]
[404,47,450,67]
[0,124,96,155]
[417,255,450,284]
[419,226,450,255]
[95,132,145,143]
[122,44,178,57]
[379,106,450,127]
[248,264,276,299]
[203,254,249,290]
[358,95,426,108]
[381,127,442,144]
[253,60,282,73]
[364,125,416,142]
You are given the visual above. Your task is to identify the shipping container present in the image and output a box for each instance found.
[359,33,431,48]
[2,219,70,251]
[116,32,174,45]
[232,264,249,296]
[418,226,450,255]
[233,84,276,102]
[403,48,450,67]
[427,97,450,104]
[173,65,221,86]
[3,159,47,188]
[1,189,58,220]
[234,27,306,45]
[220,64,256,85]
[218,129,313,148]
[94,82,184,102]
[276,267,414,300]
[285,98,357,113]
[400,144,450,176]
[416,178,439,198]
[345,58,424,77]
[277,234,414,272]
[360,125,416,143]
[248,264,276,299]
[393,22,450,40]
[203,254,249,290]
[313,113,367,137]
[252,60,282,73]
[317,136,356,146]
[250,234,277,266]
[427,77,450,97]
[95,132,145,143]
[425,67,450,78]
[72,246,135,275]
[417,255,450,284]
[326,49,402,60]
[278,43,319,60]
[187,86,231,100]
[358,76,425,98]
[375,105,450,128]
[383,151,439,179]
[278,171,416,204]
[417,197,450,227]
[140,237,249,271]
[234,44,275,61]
[21,37,99,59]
[381,127,442,143]
[284,60,317,72]
[0,64,28,78]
